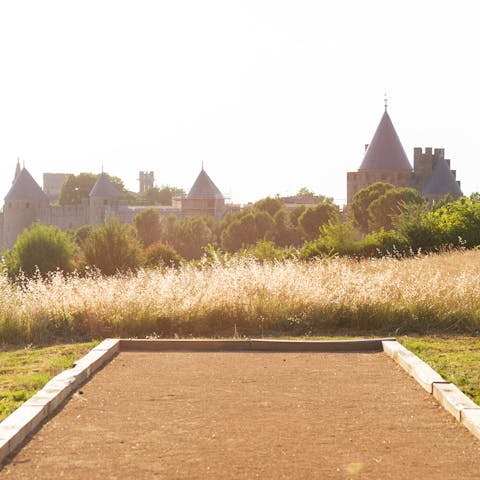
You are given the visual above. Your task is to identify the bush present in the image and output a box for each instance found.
[82,218,143,275]
[300,221,408,259]
[144,242,183,268]
[4,222,77,277]
[239,240,296,261]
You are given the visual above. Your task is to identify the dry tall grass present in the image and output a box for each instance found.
[1,249,480,344]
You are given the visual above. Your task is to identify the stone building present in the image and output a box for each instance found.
[347,106,462,204]
[0,166,226,250]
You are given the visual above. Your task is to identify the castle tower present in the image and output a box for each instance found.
[88,172,125,225]
[347,106,412,204]
[139,171,154,193]
[181,167,226,219]
[3,167,50,249]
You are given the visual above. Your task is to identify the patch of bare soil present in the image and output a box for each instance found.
[1,351,480,479]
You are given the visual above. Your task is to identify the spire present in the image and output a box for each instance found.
[13,158,21,184]
[384,93,388,112]
[359,109,412,171]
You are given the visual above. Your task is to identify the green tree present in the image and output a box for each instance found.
[5,222,77,277]
[368,187,425,232]
[174,216,215,260]
[294,188,333,203]
[350,182,395,232]
[221,213,257,251]
[295,187,315,197]
[82,218,143,275]
[430,197,480,247]
[254,197,284,217]
[290,205,306,227]
[298,203,339,239]
[58,173,127,205]
[273,208,301,247]
[254,211,275,239]
[134,208,163,247]
[137,186,185,205]
[395,203,442,252]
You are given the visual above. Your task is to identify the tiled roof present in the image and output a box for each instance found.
[187,169,224,199]
[423,155,463,196]
[359,110,412,171]
[89,173,124,198]
[4,168,49,202]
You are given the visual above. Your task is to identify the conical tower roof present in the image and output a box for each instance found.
[359,110,412,171]
[187,168,224,199]
[5,168,48,202]
[89,172,124,198]
[423,155,463,197]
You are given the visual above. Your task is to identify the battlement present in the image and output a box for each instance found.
[139,171,155,193]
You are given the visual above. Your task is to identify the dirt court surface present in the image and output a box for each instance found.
[1,351,480,479]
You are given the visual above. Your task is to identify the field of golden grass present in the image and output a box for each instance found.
[1,249,479,344]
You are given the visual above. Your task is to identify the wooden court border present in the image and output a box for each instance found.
[1,337,480,466]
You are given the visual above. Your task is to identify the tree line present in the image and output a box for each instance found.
[3,181,480,277]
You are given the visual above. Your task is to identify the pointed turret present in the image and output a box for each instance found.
[359,110,412,171]
[89,172,124,198]
[187,168,224,200]
[5,168,49,202]
[88,172,125,225]
[3,167,49,249]
[423,154,463,198]
[182,167,226,219]
[347,105,413,204]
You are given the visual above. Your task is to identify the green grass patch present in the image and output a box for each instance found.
[400,336,480,405]
[0,342,98,421]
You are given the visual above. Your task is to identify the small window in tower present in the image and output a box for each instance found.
[104,200,108,205]
[26,202,30,208]
[8,202,12,208]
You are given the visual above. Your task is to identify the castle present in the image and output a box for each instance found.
[1,105,465,250]
[0,164,227,250]
[347,105,462,204]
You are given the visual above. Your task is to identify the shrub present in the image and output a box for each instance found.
[144,242,183,268]
[82,218,143,275]
[4,222,77,277]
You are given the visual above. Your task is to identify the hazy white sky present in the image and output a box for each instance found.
[1,0,479,205]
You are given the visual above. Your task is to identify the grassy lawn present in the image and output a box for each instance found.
[0,336,479,422]
[400,336,480,405]
[0,342,97,421]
